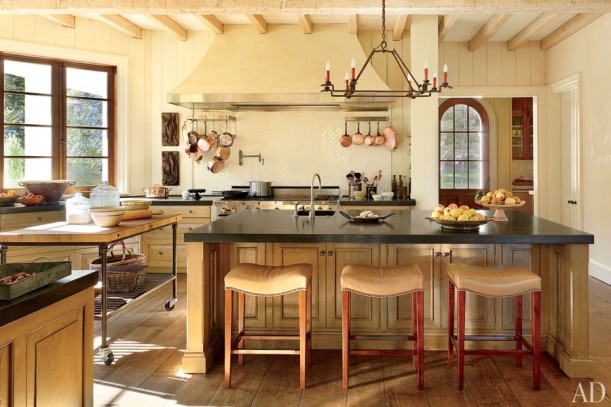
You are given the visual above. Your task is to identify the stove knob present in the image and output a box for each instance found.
[220,208,227,214]
[231,207,237,213]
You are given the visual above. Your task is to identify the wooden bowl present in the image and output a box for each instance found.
[120,199,151,211]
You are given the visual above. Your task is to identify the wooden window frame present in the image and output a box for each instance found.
[0,52,116,192]
[438,98,490,207]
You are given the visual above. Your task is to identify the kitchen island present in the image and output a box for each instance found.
[182,210,594,379]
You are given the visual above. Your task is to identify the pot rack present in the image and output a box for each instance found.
[345,116,389,123]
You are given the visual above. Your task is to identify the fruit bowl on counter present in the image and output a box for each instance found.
[476,188,525,221]
[17,194,45,206]
[427,203,492,231]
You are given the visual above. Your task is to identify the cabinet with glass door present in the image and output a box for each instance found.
[512,98,533,160]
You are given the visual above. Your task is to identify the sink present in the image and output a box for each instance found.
[295,210,336,217]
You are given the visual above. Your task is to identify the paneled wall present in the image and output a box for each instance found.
[545,14,611,284]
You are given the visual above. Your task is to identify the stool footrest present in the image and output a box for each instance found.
[452,334,527,342]
[350,349,416,356]
[351,334,415,341]
[463,348,532,357]
[232,349,301,355]
[238,334,303,341]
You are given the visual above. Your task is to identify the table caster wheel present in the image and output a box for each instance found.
[165,298,176,311]
[103,352,114,365]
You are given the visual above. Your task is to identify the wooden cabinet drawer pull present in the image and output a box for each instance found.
[319,251,325,256]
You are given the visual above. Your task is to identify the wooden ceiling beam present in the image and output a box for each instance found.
[348,15,358,35]
[438,14,458,42]
[40,14,75,28]
[508,13,560,50]
[540,12,605,50]
[197,14,223,34]
[98,14,143,38]
[149,15,187,40]
[247,14,268,34]
[4,1,609,15]
[468,14,511,52]
[393,15,409,41]
[299,14,313,34]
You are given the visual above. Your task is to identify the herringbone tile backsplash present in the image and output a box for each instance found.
[184,111,406,195]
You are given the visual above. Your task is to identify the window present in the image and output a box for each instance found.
[1,53,115,191]
[438,98,489,207]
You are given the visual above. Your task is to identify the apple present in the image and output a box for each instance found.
[450,208,462,218]
[430,210,442,219]
[468,208,477,217]
[457,214,470,221]
[505,197,517,205]
[447,203,458,210]
[442,214,456,221]
[443,207,452,216]
[470,213,485,221]
[480,195,491,204]
[459,205,470,211]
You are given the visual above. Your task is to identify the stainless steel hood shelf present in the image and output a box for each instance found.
[166,92,393,112]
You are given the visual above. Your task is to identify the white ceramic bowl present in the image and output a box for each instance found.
[352,191,366,200]
[372,194,384,201]
[89,206,125,227]
[382,192,394,200]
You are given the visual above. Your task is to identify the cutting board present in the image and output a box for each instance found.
[122,209,163,221]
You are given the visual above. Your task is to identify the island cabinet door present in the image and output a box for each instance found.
[0,339,20,407]
[228,243,267,329]
[325,243,382,331]
[440,244,500,332]
[269,243,327,329]
[386,244,440,332]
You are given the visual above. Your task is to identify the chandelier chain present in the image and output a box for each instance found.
[380,0,387,50]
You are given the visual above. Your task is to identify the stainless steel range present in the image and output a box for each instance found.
[212,186,341,221]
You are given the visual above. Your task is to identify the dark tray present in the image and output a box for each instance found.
[0,262,71,300]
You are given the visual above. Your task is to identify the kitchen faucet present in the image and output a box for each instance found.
[310,173,322,218]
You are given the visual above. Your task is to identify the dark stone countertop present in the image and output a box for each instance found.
[184,209,594,245]
[0,270,98,327]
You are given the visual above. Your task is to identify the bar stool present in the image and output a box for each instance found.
[341,264,424,390]
[224,263,312,389]
[447,263,541,390]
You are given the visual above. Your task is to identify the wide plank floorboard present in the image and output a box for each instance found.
[93,276,611,406]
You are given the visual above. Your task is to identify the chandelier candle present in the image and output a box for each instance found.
[433,70,438,89]
[424,59,429,81]
[325,61,330,82]
[351,58,356,80]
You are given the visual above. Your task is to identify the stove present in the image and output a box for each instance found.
[212,186,341,221]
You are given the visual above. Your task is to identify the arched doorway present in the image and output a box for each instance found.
[438,98,489,207]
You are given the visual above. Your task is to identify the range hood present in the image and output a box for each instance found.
[166,25,395,112]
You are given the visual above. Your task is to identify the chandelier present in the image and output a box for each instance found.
[321,0,451,99]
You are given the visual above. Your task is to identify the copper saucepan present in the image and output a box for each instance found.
[339,122,352,147]
[375,121,386,146]
[215,146,231,161]
[207,156,225,173]
[352,122,364,145]
[383,123,400,151]
[364,122,375,146]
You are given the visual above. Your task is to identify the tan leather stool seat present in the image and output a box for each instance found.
[447,264,541,297]
[341,264,424,297]
[225,263,312,296]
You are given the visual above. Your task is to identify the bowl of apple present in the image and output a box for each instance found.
[427,203,492,231]
[476,188,525,221]
[17,193,45,206]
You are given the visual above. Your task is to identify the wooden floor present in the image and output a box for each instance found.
[94,275,611,407]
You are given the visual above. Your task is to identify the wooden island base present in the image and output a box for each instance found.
[183,240,593,378]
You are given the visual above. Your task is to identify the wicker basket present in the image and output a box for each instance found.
[89,242,147,292]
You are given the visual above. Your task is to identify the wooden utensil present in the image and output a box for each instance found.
[122,209,164,221]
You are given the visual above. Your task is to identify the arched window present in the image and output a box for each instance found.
[438,98,489,207]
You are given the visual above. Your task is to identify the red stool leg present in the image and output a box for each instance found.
[306,281,312,366]
[342,291,351,390]
[448,279,455,366]
[238,292,245,366]
[299,290,307,390]
[224,289,233,389]
[457,290,466,390]
[515,295,523,367]
[532,291,541,390]
[412,293,418,368]
[416,290,425,390]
